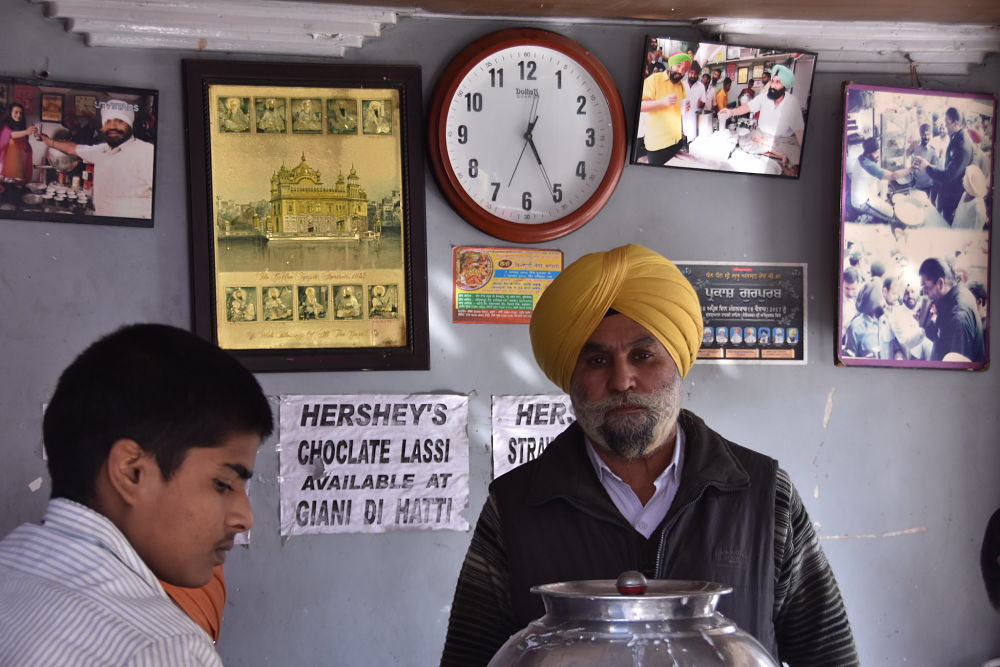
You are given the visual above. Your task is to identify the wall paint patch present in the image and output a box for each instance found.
[823,387,836,429]
[821,526,928,540]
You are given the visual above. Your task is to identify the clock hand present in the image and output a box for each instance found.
[525,109,553,194]
[507,95,540,187]
[526,131,553,195]
[507,142,529,188]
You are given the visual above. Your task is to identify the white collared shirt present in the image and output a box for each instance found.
[586,427,685,539]
[746,91,804,138]
[0,498,222,666]
[76,136,154,218]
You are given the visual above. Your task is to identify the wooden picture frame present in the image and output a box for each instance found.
[183,60,429,372]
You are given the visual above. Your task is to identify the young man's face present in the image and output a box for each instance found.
[921,275,946,302]
[129,432,259,588]
[884,281,901,306]
[945,116,962,137]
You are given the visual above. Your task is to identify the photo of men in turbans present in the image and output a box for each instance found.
[837,83,994,370]
[632,36,816,178]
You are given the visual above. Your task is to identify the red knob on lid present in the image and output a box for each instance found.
[615,570,648,595]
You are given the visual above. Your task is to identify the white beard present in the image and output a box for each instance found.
[571,374,681,460]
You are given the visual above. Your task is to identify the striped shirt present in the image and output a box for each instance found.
[0,498,222,666]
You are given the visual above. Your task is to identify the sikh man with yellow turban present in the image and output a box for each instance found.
[639,52,691,166]
[441,244,858,667]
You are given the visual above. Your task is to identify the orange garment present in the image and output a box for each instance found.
[160,565,226,642]
[716,88,729,112]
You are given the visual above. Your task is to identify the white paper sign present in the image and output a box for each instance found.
[279,394,470,535]
[491,394,576,479]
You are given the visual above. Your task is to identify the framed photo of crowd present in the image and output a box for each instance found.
[183,60,429,372]
[0,75,158,228]
[631,35,817,178]
[837,83,995,370]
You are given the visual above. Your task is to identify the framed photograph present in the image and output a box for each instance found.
[74,94,97,117]
[40,93,63,122]
[291,97,323,134]
[0,75,158,228]
[362,99,392,135]
[216,96,251,133]
[183,60,429,372]
[254,96,287,133]
[837,83,995,370]
[632,35,817,178]
[327,98,358,134]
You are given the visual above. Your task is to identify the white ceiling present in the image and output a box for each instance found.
[31,0,1000,75]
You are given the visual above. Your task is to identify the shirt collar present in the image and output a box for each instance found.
[584,425,685,490]
[43,497,166,596]
[105,136,136,153]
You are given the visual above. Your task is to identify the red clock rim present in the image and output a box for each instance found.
[428,28,626,244]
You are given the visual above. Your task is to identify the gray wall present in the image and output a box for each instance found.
[3,2,999,664]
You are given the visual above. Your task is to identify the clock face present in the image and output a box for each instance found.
[430,30,626,243]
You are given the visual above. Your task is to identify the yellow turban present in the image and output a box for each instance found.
[529,244,703,391]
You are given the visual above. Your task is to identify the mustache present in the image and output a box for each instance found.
[589,391,663,415]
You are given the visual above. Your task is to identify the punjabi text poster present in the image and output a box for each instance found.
[453,246,562,324]
[678,262,808,364]
[279,394,469,535]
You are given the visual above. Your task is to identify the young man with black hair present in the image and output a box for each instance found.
[0,324,273,665]
[918,257,985,362]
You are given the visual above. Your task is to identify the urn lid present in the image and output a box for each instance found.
[530,571,732,622]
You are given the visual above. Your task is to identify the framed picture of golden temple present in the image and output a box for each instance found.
[183,60,429,372]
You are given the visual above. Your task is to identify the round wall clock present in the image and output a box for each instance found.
[428,28,627,243]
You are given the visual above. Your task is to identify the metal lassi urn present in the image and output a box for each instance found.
[488,571,778,667]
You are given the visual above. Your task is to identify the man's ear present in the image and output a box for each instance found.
[105,438,157,506]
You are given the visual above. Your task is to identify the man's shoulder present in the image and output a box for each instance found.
[124,137,155,154]
[0,529,216,662]
[75,141,110,158]
[489,423,583,494]
[680,409,778,471]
